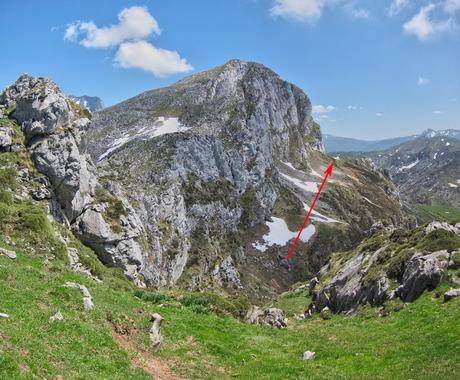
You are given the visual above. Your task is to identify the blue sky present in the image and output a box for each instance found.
[1,0,459,139]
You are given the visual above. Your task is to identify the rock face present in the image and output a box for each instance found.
[245,306,287,328]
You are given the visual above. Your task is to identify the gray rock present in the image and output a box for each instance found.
[444,288,460,302]
[0,247,17,259]
[64,282,94,311]
[49,311,64,322]
[150,313,164,353]
[397,251,448,302]
[245,306,287,328]
[0,127,13,151]
[303,351,316,360]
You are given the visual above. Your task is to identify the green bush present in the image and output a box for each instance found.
[189,304,209,314]
[0,190,13,205]
[180,294,210,307]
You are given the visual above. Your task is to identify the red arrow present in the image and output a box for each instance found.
[286,162,334,261]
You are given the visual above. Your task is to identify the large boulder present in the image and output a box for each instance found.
[396,251,448,302]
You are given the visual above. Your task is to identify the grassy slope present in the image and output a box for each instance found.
[1,246,459,379]
[416,199,460,223]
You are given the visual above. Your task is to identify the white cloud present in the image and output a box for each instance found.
[403,4,454,41]
[312,104,336,113]
[418,76,430,85]
[64,6,193,77]
[433,110,444,114]
[388,0,410,17]
[114,41,193,77]
[444,0,460,14]
[376,112,384,117]
[65,6,160,48]
[270,0,330,23]
[347,105,358,110]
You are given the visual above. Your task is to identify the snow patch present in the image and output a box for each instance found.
[280,173,318,193]
[448,183,458,188]
[252,217,315,252]
[397,159,419,172]
[302,202,341,224]
[98,117,189,161]
[446,142,450,146]
[281,161,296,171]
[433,152,438,159]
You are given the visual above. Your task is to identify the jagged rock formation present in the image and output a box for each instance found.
[309,222,460,314]
[1,62,406,297]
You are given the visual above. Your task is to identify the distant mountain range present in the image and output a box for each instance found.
[337,135,460,211]
[69,95,104,113]
[324,129,460,153]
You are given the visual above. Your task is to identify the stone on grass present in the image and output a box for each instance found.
[50,311,64,322]
[0,247,17,259]
[64,282,94,311]
[150,313,164,353]
[303,351,316,360]
[444,288,460,302]
[0,313,10,318]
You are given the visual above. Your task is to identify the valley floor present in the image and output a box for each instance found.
[1,245,459,379]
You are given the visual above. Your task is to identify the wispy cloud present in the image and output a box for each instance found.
[433,110,444,114]
[376,112,384,117]
[270,0,331,23]
[403,3,454,41]
[388,0,410,17]
[312,104,336,113]
[349,8,370,20]
[444,0,460,14]
[418,76,430,85]
[64,6,193,77]
[347,105,358,110]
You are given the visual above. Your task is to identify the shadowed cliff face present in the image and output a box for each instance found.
[1,61,405,298]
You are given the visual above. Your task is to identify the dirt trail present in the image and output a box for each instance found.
[112,330,187,380]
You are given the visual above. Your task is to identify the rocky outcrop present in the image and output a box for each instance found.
[310,223,460,314]
[245,306,287,328]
